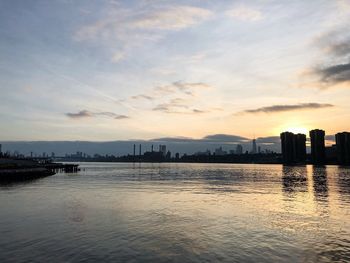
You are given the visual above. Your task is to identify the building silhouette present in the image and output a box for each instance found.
[280,132,306,164]
[236,144,243,155]
[280,132,294,164]
[335,132,350,165]
[159,145,166,156]
[325,144,337,163]
[295,133,307,162]
[251,139,257,154]
[214,146,226,156]
[310,129,325,165]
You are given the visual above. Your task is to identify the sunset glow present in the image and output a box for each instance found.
[0,1,349,142]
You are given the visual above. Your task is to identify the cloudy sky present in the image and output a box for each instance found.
[1,0,350,141]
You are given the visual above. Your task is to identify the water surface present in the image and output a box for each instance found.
[1,163,350,262]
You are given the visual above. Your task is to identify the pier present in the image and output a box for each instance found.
[0,158,79,183]
[43,163,80,173]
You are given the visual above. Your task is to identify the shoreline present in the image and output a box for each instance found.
[63,160,348,167]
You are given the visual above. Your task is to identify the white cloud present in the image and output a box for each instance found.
[128,81,215,114]
[226,6,263,22]
[74,5,212,62]
[154,81,212,96]
[337,0,350,13]
[111,51,125,62]
[130,6,212,30]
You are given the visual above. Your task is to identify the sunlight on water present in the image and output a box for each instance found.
[0,163,350,262]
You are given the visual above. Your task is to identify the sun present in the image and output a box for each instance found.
[284,126,308,135]
[274,122,309,135]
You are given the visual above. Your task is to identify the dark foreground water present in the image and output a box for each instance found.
[0,163,350,262]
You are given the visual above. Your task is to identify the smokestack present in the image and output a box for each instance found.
[139,144,141,156]
[133,144,136,156]
[151,145,154,152]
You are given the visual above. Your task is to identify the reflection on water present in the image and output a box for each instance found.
[0,163,350,262]
[282,166,308,195]
[312,166,328,202]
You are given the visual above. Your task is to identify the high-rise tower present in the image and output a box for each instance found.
[252,139,257,154]
[280,132,306,164]
[335,132,350,165]
[309,129,326,164]
[295,133,306,163]
[159,145,167,156]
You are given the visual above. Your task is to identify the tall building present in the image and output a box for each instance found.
[295,133,307,162]
[280,132,306,164]
[159,145,166,156]
[309,129,326,164]
[236,144,243,155]
[251,139,257,154]
[335,132,350,165]
[0,143,2,155]
[280,132,294,164]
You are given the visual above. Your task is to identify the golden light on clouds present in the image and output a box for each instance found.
[274,121,310,136]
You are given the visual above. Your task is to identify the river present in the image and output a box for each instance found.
[0,163,349,262]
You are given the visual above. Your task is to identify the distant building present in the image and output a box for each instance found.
[195,150,211,156]
[280,132,306,164]
[0,144,2,155]
[159,145,166,156]
[335,132,350,165]
[251,139,257,154]
[236,144,243,155]
[214,147,226,156]
[166,151,171,160]
[175,153,180,160]
[310,129,326,164]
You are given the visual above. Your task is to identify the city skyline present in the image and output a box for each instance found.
[1,1,350,141]
[0,127,345,157]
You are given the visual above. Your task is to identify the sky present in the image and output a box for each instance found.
[1,0,350,142]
